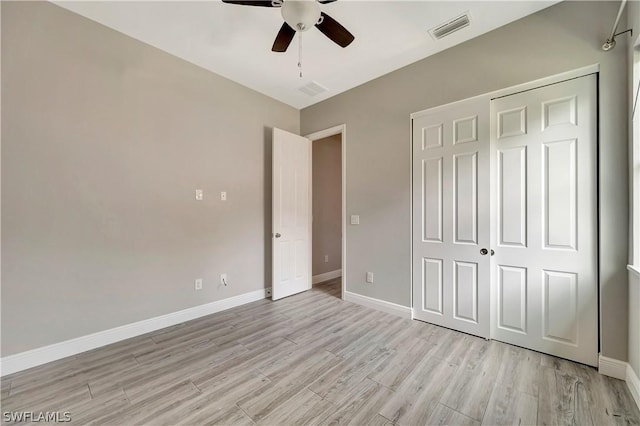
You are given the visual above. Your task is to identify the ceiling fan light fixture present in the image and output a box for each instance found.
[281,0,321,32]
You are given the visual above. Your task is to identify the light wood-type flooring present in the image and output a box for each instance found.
[2,279,639,425]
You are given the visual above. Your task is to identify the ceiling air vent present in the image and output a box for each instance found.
[429,13,471,40]
[298,81,328,97]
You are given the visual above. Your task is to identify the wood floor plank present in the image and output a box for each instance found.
[134,324,239,363]
[314,378,394,426]
[94,381,200,425]
[256,388,334,425]
[178,404,255,426]
[189,337,299,389]
[482,383,537,426]
[9,353,140,398]
[329,320,396,359]
[439,363,497,421]
[495,343,541,397]
[153,369,269,425]
[428,404,482,426]
[58,387,131,425]
[1,280,638,426]
[257,346,341,382]
[308,344,392,404]
[598,374,640,425]
[87,340,242,398]
[368,336,437,391]
[2,377,93,413]
[236,349,340,422]
[5,337,156,397]
[124,344,249,404]
[439,339,505,421]
[537,366,594,426]
[1,379,11,399]
[379,356,459,425]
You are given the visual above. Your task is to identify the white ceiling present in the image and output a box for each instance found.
[54,1,557,109]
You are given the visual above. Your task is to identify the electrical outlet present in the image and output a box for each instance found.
[221,191,227,201]
[366,272,374,283]
[324,255,329,263]
[194,278,203,290]
[220,273,228,286]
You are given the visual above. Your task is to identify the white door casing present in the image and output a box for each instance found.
[272,128,312,300]
[490,75,598,366]
[412,97,491,338]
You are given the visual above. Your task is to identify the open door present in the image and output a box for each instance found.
[272,128,312,300]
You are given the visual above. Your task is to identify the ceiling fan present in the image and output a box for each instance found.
[221,0,355,53]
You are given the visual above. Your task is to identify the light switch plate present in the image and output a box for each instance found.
[221,191,227,201]
[350,215,360,225]
[195,189,204,201]
[366,272,374,283]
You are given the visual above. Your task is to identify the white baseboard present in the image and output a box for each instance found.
[599,355,640,411]
[344,291,411,319]
[599,354,628,380]
[312,269,342,285]
[628,264,640,279]
[0,288,270,377]
[628,364,640,410]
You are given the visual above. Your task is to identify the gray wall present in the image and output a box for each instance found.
[301,1,629,360]
[312,135,342,276]
[1,1,299,356]
[628,0,640,379]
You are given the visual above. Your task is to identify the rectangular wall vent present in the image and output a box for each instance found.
[298,81,328,97]
[429,13,471,40]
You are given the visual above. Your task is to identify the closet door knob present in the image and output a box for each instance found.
[480,248,488,255]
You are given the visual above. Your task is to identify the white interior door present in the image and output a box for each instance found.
[412,97,491,338]
[490,75,598,366]
[272,128,312,300]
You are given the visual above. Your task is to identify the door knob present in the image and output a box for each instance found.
[274,233,281,238]
[491,249,495,256]
[480,248,488,255]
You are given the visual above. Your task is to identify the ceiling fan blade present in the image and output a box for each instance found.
[272,22,296,52]
[315,12,354,48]
[221,0,279,7]
[318,0,338,3]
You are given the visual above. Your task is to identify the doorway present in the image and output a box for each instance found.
[306,125,346,300]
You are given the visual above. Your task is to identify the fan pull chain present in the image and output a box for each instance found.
[298,31,303,78]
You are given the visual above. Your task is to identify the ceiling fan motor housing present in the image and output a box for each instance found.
[281,0,321,31]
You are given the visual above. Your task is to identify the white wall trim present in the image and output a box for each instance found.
[599,354,628,380]
[601,355,640,410]
[312,269,342,285]
[305,124,345,141]
[629,264,640,278]
[628,364,640,410]
[344,291,412,319]
[0,288,270,377]
[411,65,600,119]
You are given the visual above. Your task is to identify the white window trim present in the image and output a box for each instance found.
[632,46,640,268]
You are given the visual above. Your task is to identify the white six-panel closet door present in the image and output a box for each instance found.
[412,75,598,366]
[490,75,598,366]
[412,97,491,338]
